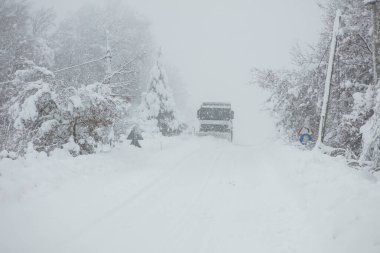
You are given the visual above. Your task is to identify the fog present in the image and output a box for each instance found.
[33,0,322,106]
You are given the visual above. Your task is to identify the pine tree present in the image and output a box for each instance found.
[139,51,185,136]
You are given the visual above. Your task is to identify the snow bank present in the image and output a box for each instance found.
[266,141,380,253]
[0,135,198,202]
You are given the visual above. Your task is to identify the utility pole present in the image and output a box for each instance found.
[316,10,341,148]
[105,30,112,77]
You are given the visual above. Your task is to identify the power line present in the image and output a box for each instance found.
[53,56,106,74]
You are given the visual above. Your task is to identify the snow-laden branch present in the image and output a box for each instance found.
[356,33,372,54]
[102,54,145,84]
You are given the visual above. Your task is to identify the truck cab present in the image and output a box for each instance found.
[197,102,234,142]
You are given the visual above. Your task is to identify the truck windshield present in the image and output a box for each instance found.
[198,108,231,120]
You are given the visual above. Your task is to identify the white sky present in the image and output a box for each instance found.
[33,0,322,106]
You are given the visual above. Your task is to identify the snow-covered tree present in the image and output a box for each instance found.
[139,51,185,136]
[253,0,376,159]
[0,0,153,157]
[0,56,127,156]
[30,8,56,68]
[2,58,57,155]
[51,1,153,102]
[361,85,380,169]
[0,0,30,82]
[65,82,126,154]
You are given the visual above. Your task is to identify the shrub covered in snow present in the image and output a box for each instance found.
[65,82,126,154]
[1,59,128,156]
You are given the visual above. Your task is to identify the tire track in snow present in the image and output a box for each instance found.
[158,146,227,253]
[51,144,207,252]
[58,142,227,253]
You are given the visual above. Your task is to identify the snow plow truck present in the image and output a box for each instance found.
[197,102,234,142]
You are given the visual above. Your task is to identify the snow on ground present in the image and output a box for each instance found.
[1,85,380,253]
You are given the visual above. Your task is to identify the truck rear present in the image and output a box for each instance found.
[197,102,234,142]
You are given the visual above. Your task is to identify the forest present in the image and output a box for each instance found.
[0,0,185,158]
[254,0,380,170]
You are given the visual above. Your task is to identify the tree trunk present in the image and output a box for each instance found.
[371,2,379,86]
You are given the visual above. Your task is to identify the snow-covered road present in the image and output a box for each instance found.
[1,86,380,253]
